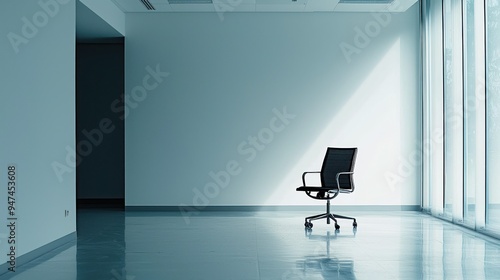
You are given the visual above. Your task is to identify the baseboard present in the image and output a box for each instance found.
[125,205,421,212]
[0,231,76,277]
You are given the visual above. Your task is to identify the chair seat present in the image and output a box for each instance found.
[296,186,337,192]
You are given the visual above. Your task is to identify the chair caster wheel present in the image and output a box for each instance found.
[335,224,340,230]
[304,222,313,229]
[353,222,357,228]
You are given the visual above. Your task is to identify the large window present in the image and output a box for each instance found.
[486,0,500,231]
[463,0,476,225]
[463,0,486,227]
[422,0,490,233]
[463,0,474,224]
[422,0,444,216]
[443,0,464,220]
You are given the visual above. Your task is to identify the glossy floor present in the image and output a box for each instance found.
[4,209,500,280]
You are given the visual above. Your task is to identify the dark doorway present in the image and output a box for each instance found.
[76,42,125,209]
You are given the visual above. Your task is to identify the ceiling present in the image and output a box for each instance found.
[76,0,417,41]
[76,0,123,42]
[111,0,418,13]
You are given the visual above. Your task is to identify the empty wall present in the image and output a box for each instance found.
[125,5,421,207]
[0,0,76,269]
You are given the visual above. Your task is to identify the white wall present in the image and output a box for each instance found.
[0,0,75,267]
[125,5,421,207]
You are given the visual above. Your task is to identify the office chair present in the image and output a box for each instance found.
[296,147,358,230]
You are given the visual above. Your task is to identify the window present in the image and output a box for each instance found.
[486,0,500,231]
[443,0,464,220]
[423,0,487,232]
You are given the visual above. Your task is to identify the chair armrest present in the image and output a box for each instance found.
[336,172,354,190]
[302,171,321,186]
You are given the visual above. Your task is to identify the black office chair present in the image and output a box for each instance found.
[296,147,358,230]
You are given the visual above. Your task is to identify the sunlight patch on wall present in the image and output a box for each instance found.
[265,38,403,206]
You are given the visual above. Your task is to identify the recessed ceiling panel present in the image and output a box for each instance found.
[153,3,174,11]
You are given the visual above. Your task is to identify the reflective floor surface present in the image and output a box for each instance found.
[3,209,500,279]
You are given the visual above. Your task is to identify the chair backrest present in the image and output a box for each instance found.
[320,147,357,189]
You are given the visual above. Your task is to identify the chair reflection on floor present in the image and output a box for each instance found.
[293,231,356,280]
